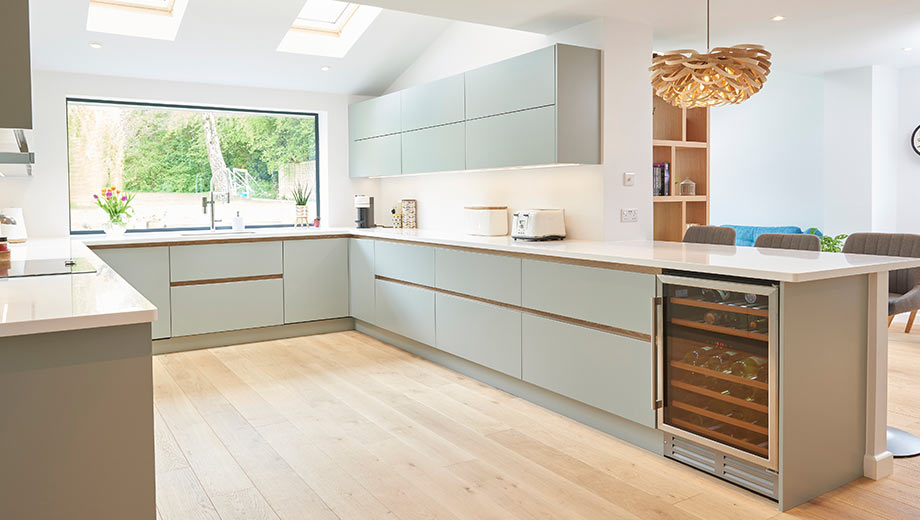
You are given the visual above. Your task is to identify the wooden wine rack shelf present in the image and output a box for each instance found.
[670,318,769,342]
[671,380,769,413]
[669,297,769,318]
[670,360,769,390]
[671,417,769,458]
[671,400,768,436]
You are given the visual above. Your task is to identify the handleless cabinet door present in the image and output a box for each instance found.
[350,134,402,178]
[93,246,171,339]
[349,92,401,140]
[375,279,435,346]
[169,241,282,282]
[464,45,556,119]
[401,75,465,131]
[436,293,521,377]
[374,240,435,286]
[465,106,556,170]
[401,122,465,174]
[171,279,284,337]
[522,314,655,427]
[283,239,348,324]
[0,0,31,129]
[348,238,376,323]
[435,248,521,305]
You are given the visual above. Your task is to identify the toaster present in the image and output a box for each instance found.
[512,209,566,241]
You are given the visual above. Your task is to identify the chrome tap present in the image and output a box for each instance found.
[202,174,230,231]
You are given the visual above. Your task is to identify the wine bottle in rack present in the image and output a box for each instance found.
[701,289,732,302]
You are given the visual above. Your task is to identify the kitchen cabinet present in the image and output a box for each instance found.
[521,314,655,427]
[522,259,655,335]
[349,91,401,140]
[400,75,465,131]
[348,238,376,323]
[375,279,436,345]
[169,241,282,282]
[374,240,435,286]
[464,45,556,120]
[171,278,284,337]
[401,122,465,174]
[434,247,521,305]
[436,293,521,377]
[283,239,348,324]
[465,106,557,170]
[349,133,401,178]
[0,0,32,129]
[93,246,171,339]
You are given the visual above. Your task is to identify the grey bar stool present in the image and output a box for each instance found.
[754,233,821,251]
[683,225,736,246]
[843,232,920,457]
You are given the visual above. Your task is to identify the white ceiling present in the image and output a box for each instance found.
[29,0,450,95]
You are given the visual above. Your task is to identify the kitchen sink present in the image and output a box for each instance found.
[179,230,257,237]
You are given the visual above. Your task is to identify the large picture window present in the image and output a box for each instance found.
[67,99,319,233]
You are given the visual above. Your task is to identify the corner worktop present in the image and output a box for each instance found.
[80,226,920,283]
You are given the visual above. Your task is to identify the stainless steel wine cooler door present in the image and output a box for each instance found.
[655,274,779,471]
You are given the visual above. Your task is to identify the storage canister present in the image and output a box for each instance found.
[464,206,508,236]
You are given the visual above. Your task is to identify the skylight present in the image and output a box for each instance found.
[86,0,189,41]
[278,0,381,58]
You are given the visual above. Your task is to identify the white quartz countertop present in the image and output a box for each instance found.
[80,226,920,283]
[0,240,157,338]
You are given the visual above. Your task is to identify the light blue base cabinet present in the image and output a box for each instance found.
[374,240,435,286]
[171,279,284,337]
[348,238,376,324]
[435,293,521,378]
[283,239,348,324]
[374,279,435,346]
[92,246,172,339]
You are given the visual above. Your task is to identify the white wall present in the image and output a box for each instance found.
[0,70,374,238]
[870,66,899,233]
[897,66,920,234]
[709,69,824,230]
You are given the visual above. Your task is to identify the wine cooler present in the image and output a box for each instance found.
[654,275,779,497]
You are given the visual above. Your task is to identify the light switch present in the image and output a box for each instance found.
[623,172,636,187]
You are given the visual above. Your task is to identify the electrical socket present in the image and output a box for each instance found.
[623,172,636,187]
[621,208,638,223]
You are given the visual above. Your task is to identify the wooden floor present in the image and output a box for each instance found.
[153,329,920,520]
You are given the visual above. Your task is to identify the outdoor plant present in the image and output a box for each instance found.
[93,186,135,225]
[290,182,313,206]
[807,228,848,253]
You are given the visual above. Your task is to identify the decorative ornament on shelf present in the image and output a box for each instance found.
[649,0,772,108]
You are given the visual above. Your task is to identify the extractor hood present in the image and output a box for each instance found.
[0,129,34,177]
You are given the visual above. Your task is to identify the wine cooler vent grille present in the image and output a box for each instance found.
[664,435,778,500]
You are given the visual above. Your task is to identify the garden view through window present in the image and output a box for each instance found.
[67,99,319,232]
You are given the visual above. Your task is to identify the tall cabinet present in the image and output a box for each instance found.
[652,95,710,242]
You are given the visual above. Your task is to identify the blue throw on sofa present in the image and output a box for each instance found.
[722,225,821,247]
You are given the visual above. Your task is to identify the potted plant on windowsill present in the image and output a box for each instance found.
[291,182,313,228]
[94,186,135,236]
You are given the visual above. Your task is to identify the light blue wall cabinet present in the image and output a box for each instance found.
[171,279,284,337]
[374,240,435,286]
[464,45,556,120]
[400,75,465,131]
[348,91,401,140]
[169,241,282,282]
[375,279,436,346]
[465,106,556,170]
[521,314,655,428]
[283,239,348,324]
[522,259,655,335]
[349,133,401,178]
[93,246,171,339]
[401,122,465,174]
[434,248,521,305]
[348,238,376,323]
[436,293,522,378]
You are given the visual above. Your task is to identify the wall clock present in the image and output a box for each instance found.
[913,124,920,157]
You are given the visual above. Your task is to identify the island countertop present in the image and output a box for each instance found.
[81,227,920,283]
[0,239,157,338]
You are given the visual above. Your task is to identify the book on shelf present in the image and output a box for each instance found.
[653,162,671,196]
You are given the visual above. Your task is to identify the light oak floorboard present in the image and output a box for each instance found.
[154,330,920,520]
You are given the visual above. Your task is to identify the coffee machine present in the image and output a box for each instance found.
[354,195,375,228]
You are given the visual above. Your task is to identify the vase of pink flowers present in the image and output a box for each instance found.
[94,186,135,236]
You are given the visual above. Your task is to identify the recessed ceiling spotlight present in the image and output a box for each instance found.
[904,47,914,52]
[320,65,331,72]
[771,15,785,21]
[89,42,103,49]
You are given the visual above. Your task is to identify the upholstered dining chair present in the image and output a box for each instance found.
[754,233,821,251]
[683,225,736,246]
[843,232,920,457]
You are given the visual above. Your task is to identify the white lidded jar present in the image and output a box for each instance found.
[464,206,508,236]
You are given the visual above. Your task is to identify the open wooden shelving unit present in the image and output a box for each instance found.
[652,94,710,241]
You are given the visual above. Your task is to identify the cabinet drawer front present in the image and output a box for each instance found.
[349,92,401,140]
[401,75,465,131]
[348,238,376,323]
[94,246,171,339]
[169,241,282,282]
[522,259,654,335]
[374,240,435,286]
[350,134,402,178]
[465,106,556,170]
[464,45,556,119]
[522,314,654,427]
[401,122,465,174]
[436,293,521,378]
[435,248,520,305]
[283,239,348,324]
[375,279,435,345]
[170,279,283,336]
